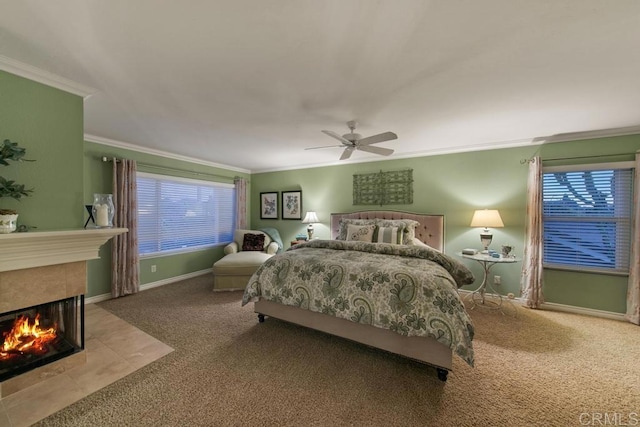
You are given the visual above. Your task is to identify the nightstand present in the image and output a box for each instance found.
[290,240,307,247]
[457,252,521,315]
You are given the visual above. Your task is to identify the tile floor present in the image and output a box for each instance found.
[0,304,173,427]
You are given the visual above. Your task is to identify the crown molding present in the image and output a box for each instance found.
[252,137,536,173]
[0,54,95,98]
[84,134,251,174]
[533,125,640,144]
[254,126,640,173]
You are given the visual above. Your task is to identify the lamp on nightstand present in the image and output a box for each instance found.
[470,209,504,253]
[302,211,319,240]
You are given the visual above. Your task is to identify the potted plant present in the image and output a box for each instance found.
[0,139,34,233]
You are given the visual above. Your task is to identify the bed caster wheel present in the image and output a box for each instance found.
[436,368,448,382]
[257,314,265,323]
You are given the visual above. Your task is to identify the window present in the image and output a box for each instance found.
[137,172,235,256]
[542,162,634,274]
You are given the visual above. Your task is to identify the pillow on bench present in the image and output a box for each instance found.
[242,233,265,251]
[223,229,279,255]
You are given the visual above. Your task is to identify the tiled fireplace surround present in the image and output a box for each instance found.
[0,229,127,398]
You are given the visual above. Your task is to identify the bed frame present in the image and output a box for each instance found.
[254,211,452,381]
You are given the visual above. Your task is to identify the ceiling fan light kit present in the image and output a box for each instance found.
[308,120,397,160]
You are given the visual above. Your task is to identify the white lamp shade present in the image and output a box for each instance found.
[302,211,319,223]
[470,209,504,228]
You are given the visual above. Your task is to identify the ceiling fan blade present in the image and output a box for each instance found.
[357,145,394,156]
[357,132,398,146]
[304,144,343,151]
[340,147,355,160]
[322,130,352,145]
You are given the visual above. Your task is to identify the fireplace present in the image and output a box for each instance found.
[0,227,126,398]
[1,296,84,382]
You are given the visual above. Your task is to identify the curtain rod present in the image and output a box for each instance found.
[100,156,244,182]
[520,151,638,164]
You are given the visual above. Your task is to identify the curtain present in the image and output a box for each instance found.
[520,156,544,308]
[625,152,640,325]
[234,177,247,229]
[111,159,139,298]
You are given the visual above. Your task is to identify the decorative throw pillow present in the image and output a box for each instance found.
[242,233,265,251]
[345,224,375,242]
[337,219,377,240]
[375,219,419,244]
[373,226,403,244]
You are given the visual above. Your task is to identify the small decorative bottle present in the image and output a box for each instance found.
[92,193,115,228]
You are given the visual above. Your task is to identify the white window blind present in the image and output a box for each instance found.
[542,163,634,273]
[137,172,235,256]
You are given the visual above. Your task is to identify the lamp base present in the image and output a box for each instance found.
[480,232,493,253]
[307,225,314,240]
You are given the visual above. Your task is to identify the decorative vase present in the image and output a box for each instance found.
[92,193,115,228]
[0,213,18,234]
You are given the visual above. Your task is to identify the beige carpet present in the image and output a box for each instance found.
[36,276,640,426]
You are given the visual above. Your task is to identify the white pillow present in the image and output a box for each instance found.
[346,224,375,242]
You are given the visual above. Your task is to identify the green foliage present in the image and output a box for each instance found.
[0,176,33,200]
[0,138,35,203]
[0,139,33,165]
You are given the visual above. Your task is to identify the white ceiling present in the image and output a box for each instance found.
[2,1,640,173]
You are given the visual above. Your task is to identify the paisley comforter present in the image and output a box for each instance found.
[242,239,476,366]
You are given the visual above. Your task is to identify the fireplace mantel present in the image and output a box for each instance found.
[0,228,128,272]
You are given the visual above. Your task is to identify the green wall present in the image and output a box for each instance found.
[4,68,638,313]
[83,141,250,297]
[0,70,84,229]
[1,70,250,298]
[536,136,640,312]
[250,147,533,306]
[251,136,640,314]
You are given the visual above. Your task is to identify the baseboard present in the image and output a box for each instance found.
[539,301,626,322]
[87,279,626,322]
[457,289,625,321]
[458,289,522,304]
[212,287,245,292]
[85,269,212,304]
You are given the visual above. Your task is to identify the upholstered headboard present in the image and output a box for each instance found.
[330,211,445,252]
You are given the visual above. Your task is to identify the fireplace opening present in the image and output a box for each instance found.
[0,296,84,382]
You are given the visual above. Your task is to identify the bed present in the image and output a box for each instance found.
[241,211,475,381]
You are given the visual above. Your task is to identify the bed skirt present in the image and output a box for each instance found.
[254,299,453,371]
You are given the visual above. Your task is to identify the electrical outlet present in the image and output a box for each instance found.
[151,265,157,273]
[493,275,501,285]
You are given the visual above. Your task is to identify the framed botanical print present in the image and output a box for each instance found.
[281,190,302,220]
[260,192,279,219]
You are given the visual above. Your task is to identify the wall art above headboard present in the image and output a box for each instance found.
[353,169,413,205]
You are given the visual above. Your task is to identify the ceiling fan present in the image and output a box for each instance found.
[306,121,397,160]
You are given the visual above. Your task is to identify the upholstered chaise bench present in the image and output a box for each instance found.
[212,229,279,290]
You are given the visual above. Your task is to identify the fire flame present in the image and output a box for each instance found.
[0,314,57,360]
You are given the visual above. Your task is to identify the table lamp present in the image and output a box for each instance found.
[302,211,319,239]
[470,209,504,253]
